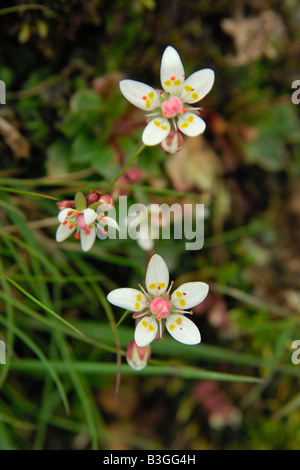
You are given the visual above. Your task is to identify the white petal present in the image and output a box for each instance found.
[80,225,96,252]
[107,288,147,312]
[101,216,119,231]
[83,208,97,225]
[177,112,206,136]
[182,68,215,103]
[145,254,169,295]
[134,316,158,347]
[171,282,209,309]
[137,224,154,251]
[160,46,185,94]
[58,208,73,223]
[142,118,170,146]
[119,79,161,111]
[166,314,201,345]
[56,223,75,242]
[137,237,154,251]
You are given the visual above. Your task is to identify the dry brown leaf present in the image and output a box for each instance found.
[0,116,30,158]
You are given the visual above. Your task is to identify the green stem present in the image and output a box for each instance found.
[102,144,145,193]
[0,4,53,16]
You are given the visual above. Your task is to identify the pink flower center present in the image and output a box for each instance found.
[76,213,90,231]
[149,297,171,320]
[161,96,184,118]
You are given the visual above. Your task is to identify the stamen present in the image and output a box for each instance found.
[171,308,189,314]
[62,220,67,226]
[167,280,174,294]
[75,232,80,240]
[133,310,150,319]
[144,111,161,119]
[138,283,151,299]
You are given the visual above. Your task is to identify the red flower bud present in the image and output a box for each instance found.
[126,340,151,371]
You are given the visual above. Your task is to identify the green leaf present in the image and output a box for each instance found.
[46,140,71,176]
[70,89,103,115]
[71,133,102,164]
[74,191,86,211]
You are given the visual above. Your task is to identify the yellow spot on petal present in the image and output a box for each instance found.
[187,115,194,123]
[174,79,181,86]
[135,303,141,310]
[149,283,156,290]
[161,125,168,131]
[169,324,176,331]
[164,80,172,87]
[148,91,154,99]
[142,320,148,328]
[136,294,142,301]
[158,283,166,289]
[184,85,193,93]
[176,291,182,298]
[153,121,160,127]
[149,325,155,332]
[145,100,151,108]
[192,92,199,100]
[179,299,186,307]
[180,122,188,128]
[176,317,183,325]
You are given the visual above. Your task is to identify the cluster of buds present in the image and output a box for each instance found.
[56,191,117,252]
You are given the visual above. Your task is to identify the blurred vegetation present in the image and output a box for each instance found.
[0,0,300,450]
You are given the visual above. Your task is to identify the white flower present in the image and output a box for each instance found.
[119,46,215,146]
[56,206,118,252]
[107,254,209,347]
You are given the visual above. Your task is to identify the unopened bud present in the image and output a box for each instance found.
[57,200,75,210]
[126,340,151,371]
[87,191,100,204]
[98,194,114,207]
[160,130,184,154]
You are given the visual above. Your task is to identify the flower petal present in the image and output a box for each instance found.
[137,223,154,251]
[166,314,201,345]
[182,68,215,104]
[58,208,73,223]
[145,254,169,295]
[142,118,170,146]
[80,225,96,252]
[134,316,158,347]
[119,79,161,111]
[107,288,147,312]
[171,282,209,309]
[177,112,206,136]
[160,46,185,95]
[56,223,75,242]
[83,208,97,225]
[102,216,119,231]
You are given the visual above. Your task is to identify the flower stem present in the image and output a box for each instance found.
[102,144,145,193]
